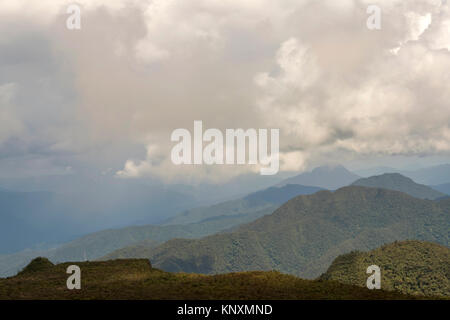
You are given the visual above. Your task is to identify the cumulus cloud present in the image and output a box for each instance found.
[115,142,268,183]
[1,0,450,182]
[255,1,450,169]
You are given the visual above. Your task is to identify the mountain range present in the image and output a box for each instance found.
[105,186,449,279]
[0,183,322,277]
[2,165,450,283]
[352,173,446,200]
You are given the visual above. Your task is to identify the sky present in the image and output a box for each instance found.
[1,0,450,184]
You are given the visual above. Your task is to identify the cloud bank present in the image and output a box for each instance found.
[1,0,450,182]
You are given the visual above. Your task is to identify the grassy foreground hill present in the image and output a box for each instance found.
[321,241,450,297]
[0,258,418,300]
[352,173,445,200]
[105,186,450,279]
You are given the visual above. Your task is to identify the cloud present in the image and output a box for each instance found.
[255,1,450,169]
[1,0,450,181]
[116,142,266,183]
[0,83,23,143]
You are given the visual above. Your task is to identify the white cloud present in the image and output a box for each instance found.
[404,11,432,41]
[255,33,450,166]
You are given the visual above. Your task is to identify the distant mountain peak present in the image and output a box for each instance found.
[277,165,360,190]
[364,172,414,182]
[352,173,445,200]
[311,164,347,173]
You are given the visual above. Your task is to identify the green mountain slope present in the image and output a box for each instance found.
[163,184,322,225]
[352,173,445,200]
[0,257,418,300]
[321,241,450,297]
[108,186,449,279]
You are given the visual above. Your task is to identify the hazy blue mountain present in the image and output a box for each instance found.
[400,164,450,185]
[163,184,323,225]
[243,184,323,206]
[352,173,445,200]
[276,165,360,190]
[431,183,450,196]
[355,166,399,177]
